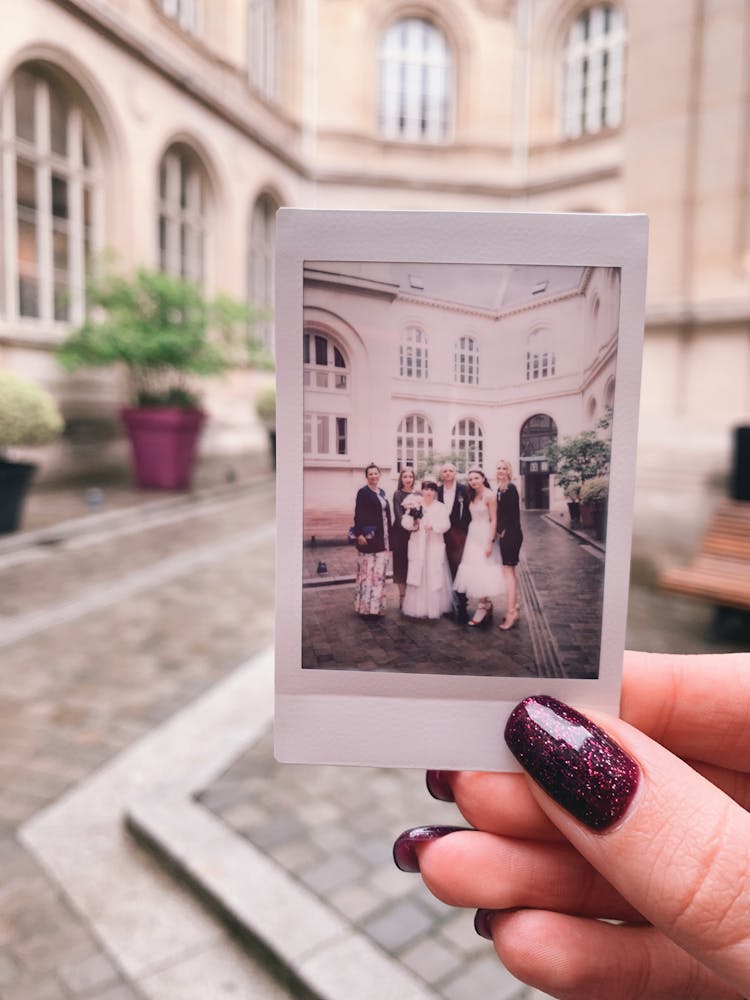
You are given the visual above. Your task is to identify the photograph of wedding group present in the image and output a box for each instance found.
[301,259,621,680]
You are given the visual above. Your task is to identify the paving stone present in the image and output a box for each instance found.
[326,883,385,923]
[250,813,307,849]
[399,935,463,986]
[298,853,366,895]
[440,951,528,1000]
[363,898,435,954]
[59,951,120,993]
[265,837,322,873]
[436,909,485,957]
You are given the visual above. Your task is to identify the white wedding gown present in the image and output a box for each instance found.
[453,496,506,601]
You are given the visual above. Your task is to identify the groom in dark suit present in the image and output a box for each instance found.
[438,462,471,624]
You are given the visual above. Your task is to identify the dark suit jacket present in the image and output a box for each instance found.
[437,482,471,533]
[353,485,391,553]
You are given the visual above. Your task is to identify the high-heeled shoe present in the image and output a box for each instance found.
[468,601,493,628]
[499,608,519,631]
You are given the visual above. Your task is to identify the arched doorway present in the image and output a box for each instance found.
[519,414,557,510]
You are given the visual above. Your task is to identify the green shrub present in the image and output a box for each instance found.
[254,384,276,427]
[0,372,64,449]
[580,475,609,504]
[58,265,266,407]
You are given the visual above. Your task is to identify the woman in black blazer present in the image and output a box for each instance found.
[496,458,523,631]
[353,463,392,619]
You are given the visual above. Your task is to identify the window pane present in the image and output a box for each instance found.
[14,70,36,144]
[16,160,36,211]
[316,415,329,454]
[51,174,68,220]
[49,87,68,157]
[315,335,327,365]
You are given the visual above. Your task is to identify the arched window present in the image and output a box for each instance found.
[451,418,484,473]
[2,63,101,324]
[520,414,558,459]
[248,0,277,99]
[454,336,479,385]
[303,329,348,391]
[158,144,207,283]
[158,0,201,34]
[526,329,556,381]
[400,325,428,379]
[248,192,278,348]
[562,4,625,138]
[378,18,452,143]
[604,376,615,409]
[396,414,433,472]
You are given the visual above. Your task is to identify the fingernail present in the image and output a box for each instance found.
[425,770,455,802]
[474,908,495,940]
[504,695,639,831]
[392,825,466,872]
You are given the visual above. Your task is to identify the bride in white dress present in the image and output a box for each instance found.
[453,469,505,627]
[401,481,454,620]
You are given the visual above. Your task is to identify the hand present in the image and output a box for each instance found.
[393,652,750,999]
[485,542,493,557]
[357,534,367,546]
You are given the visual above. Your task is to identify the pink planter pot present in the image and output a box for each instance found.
[121,407,206,490]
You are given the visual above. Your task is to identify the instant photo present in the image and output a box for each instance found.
[275,210,648,771]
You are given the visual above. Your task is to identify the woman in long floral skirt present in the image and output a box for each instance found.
[353,463,392,619]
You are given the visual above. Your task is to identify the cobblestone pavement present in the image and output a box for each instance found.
[302,512,604,680]
[0,467,277,1000]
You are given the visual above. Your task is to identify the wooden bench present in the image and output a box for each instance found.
[659,500,750,615]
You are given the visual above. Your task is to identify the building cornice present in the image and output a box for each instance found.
[50,0,306,174]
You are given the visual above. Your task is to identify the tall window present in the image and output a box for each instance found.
[451,419,484,472]
[396,414,433,472]
[249,193,277,348]
[159,0,201,33]
[562,4,625,138]
[304,414,348,457]
[303,330,348,391]
[454,336,479,384]
[399,325,428,379]
[248,0,277,99]
[526,329,556,381]
[2,64,99,324]
[378,18,452,143]
[158,145,207,283]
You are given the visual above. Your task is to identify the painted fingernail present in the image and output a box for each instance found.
[504,695,639,831]
[425,770,455,802]
[474,908,495,940]
[392,825,466,872]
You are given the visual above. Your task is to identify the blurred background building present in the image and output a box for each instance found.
[1,0,749,573]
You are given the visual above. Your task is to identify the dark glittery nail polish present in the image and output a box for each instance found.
[392,825,466,872]
[474,908,495,940]
[504,695,639,832]
[425,770,455,802]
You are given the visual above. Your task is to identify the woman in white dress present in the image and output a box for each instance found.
[401,480,454,620]
[453,469,505,628]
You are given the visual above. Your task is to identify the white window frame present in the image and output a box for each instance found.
[526,330,556,381]
[399,325,428,379]
[248,0,277,99]
[1,66,100,328]
[303,330,349,392]
[562,4,625,139]
[159,0,202,34]
[303,413,348,458]
[454,335,479,385]
[378,18,452,143]
[451,418,484,473]
[396,413,433,472]
[158,146,206,284]
[249,192,277,349]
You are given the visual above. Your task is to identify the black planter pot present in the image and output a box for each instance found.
[567,501,581,528]
[592,500,607,542]
[0,459,36,534]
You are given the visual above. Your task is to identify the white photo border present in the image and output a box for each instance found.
[275,209,648,772]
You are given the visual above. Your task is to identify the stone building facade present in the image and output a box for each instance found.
[1,0,748,563]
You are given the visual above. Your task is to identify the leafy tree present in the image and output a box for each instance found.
[546,423,611,499]
[58,264,268,407]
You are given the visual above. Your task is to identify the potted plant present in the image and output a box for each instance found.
[58,265,259,490]
[580,475,609,541]
[547,426,611,528]
[254,384,276,470]
[563,480,582,527]
[0,372,64,533]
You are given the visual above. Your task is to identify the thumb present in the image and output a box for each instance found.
[505,695,750,995]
